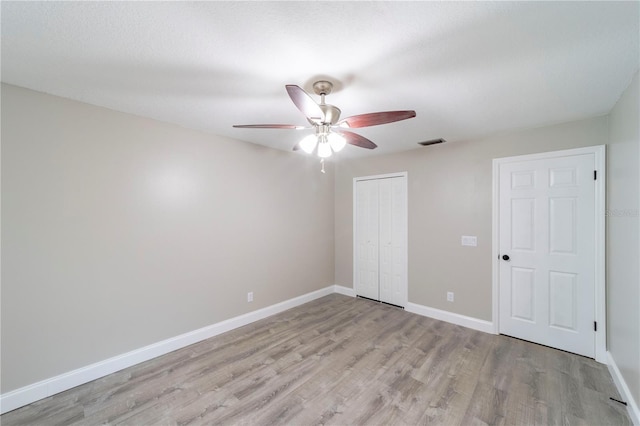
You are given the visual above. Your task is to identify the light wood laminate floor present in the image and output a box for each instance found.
[1,294,631,425]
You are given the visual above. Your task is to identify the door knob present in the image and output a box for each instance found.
[502,254,510,261]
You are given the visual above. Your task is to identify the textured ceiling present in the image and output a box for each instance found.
[2,1,639,158]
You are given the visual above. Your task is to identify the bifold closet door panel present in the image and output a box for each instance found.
[379,177,407,306]
[355,179,379,300]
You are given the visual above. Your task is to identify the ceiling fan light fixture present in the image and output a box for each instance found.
[317,140,332,158]
[299,134,318,154]
[328,132,346,152]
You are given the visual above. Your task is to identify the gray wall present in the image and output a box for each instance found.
[335,116,608,321]
[0,84,335,393]
[607,71,640,409]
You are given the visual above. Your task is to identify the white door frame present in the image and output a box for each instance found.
[353,172,408,307]
[492,146,606,363]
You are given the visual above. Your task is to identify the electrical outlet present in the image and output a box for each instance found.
[247,292,253,302]
[447,292,454,302]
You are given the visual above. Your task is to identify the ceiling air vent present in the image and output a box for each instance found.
[418,138,446,146]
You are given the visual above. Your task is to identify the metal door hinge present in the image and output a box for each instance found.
[594,321,597,331]
[594,170,597,180]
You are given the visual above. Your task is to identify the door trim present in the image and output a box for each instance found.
[353,172,408,307]
[492,146,606,362]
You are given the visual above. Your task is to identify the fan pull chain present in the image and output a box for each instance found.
[320,158,326,173]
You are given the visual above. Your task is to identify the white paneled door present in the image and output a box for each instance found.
[355,179,380,300]
[355,174,407,307]
[498,153,596,357]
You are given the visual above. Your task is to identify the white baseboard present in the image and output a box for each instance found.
[607,351,640,425]
[405,302,495,334]
[0,285,335,415]
[334,289,493,334]
[334,284,356,297]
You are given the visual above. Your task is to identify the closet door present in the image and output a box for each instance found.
[378,177,407,306]
[355,179,379,300]
[355,175,407,306]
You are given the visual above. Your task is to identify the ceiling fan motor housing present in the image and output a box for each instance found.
[318,104,341,125]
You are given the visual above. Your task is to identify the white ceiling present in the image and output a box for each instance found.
[2,1,638,158]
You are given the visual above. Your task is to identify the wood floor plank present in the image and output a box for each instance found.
[1,294,631,425]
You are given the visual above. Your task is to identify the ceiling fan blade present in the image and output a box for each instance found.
[233,124,305,129]
[339,130,378,149]
[285,85,324,122]
[337,110,416,128]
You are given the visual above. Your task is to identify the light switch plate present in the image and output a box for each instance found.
[461,236,477,246]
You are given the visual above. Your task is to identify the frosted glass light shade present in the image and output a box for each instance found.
[299,134,318,154]
[317,141,332,158]
[328,133,346,152]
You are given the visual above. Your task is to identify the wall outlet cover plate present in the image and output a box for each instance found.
[461,236,477,246]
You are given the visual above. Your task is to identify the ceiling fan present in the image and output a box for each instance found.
[233,81,416,160]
